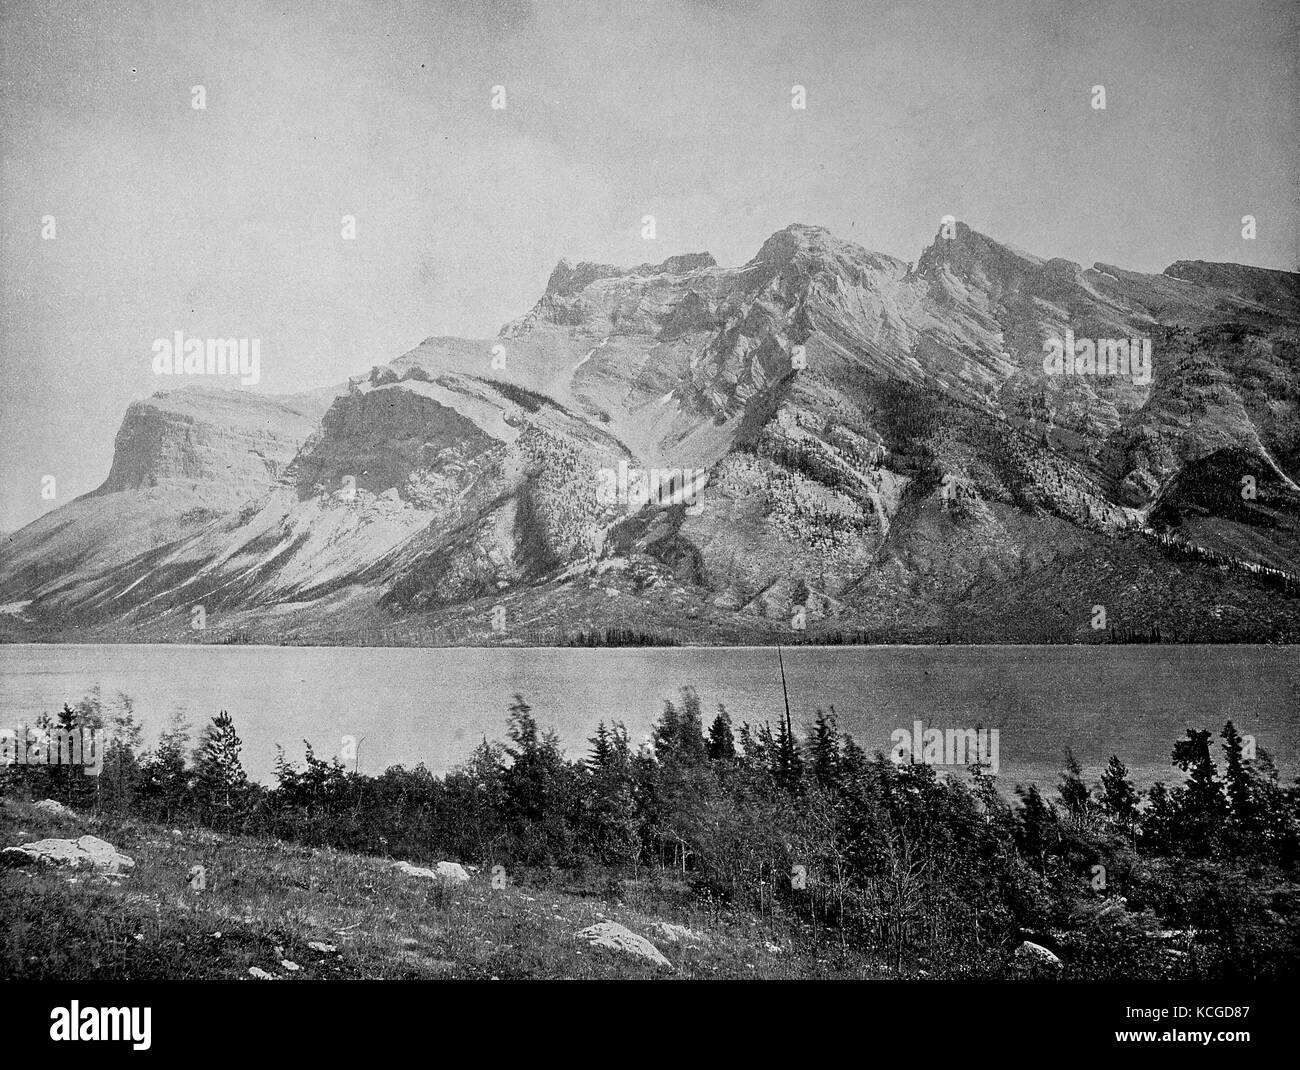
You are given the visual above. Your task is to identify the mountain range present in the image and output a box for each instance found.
[3,221,1299,645]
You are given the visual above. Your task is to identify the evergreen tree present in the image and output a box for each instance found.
[1058,750,1090,817]
[644,690,721,875]
[139,710,192,822]
[1218,727,1299,863]
[1220,721,1257,843]
[271,741,354,845]
[193,710,250,829]
[17,713,56,800]
[1245,749,1300,865]
[707,706,736,762]
[1140,781,1177,853]
[837,738,888,880]
[1098,754,1140,845]
[652,689,709,767]
[774,714,805,796]
[839,734,869,791]
[502,694,576,864]
[101,692,144,815]
[1170,728,1227,857]
[448,737,508,862]
[583,721,639,866]
[1014,783,1055,869]
[806,707,840,792]
[737,721,773,777]
[46,693,105,810]
[589,721,614,769]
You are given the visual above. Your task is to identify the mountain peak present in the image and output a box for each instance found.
[750,223,842,265]
[544,259,623,297]
[915,220,1045,282]
[7,215,1300,645]
[544,252,716,297]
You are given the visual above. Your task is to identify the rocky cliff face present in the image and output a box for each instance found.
[0,388,333,619]
[99,388,324,502]
[3,222,1298,643]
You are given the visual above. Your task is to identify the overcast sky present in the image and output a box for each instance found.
[2,0,1296,531]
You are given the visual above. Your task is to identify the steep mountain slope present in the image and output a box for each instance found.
[3,222,1298,644]
[0,388,336,623]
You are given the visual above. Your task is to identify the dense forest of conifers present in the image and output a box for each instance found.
[4,687,1298,978]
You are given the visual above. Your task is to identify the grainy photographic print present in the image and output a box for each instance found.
[1,0,1296,1055]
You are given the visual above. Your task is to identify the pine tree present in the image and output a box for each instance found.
[736,721,764,774]
[774,713,805,795]
[707,706,736,762]
[589,721,614,770]
[1219,720,1257,846]
[1220,725,1298,862]
[583,721,639,866]
[139,710,192,822]
[454,736,508,862]
[837,737,887,880]
[772,645,803,794]
[645,690,723,875]
[48,694,105,811]
[806,707,841,792]
[1141,781,1177,853]
[1246,749,1300,865]
[653,689,708,767]
[1098,754,1140,845]
[1014,783,1055,869]
[102,692,144,815]
[839,734,869,790]
[39,696,105,811]
[1058,750,1090,816]
[16,713,57,800]
[1170,728,1227,857]
[193,711,250,828]
[502,694,576,865]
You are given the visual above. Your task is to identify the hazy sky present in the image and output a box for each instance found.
[2,0,1296,531]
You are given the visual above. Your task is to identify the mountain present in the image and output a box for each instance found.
[3,222,1299,644]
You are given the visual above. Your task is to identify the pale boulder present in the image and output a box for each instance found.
[653,922,708,945]
[1,835,134,874]
[575,922,672,969]
[1013,941,1062,970]
[393,860,471,885]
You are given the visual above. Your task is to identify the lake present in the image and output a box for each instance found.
[1,643,1297,791]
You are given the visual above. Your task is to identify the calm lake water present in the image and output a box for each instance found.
[1,644,1297,791]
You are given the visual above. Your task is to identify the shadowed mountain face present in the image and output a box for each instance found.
[4,222,1299,644]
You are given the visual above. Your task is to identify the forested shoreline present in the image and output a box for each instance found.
[4,686,1298,978]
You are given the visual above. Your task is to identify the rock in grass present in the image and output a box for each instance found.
[653,922,708,945]
[1013,941,1062,970]
[575,922,672,969]
[393,860,470,885]
[432,861,471,884]
[0,835,134,874]
[33,799,75,818]
[248,967,277,979]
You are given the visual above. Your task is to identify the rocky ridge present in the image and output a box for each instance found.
[3,221,1298,643]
